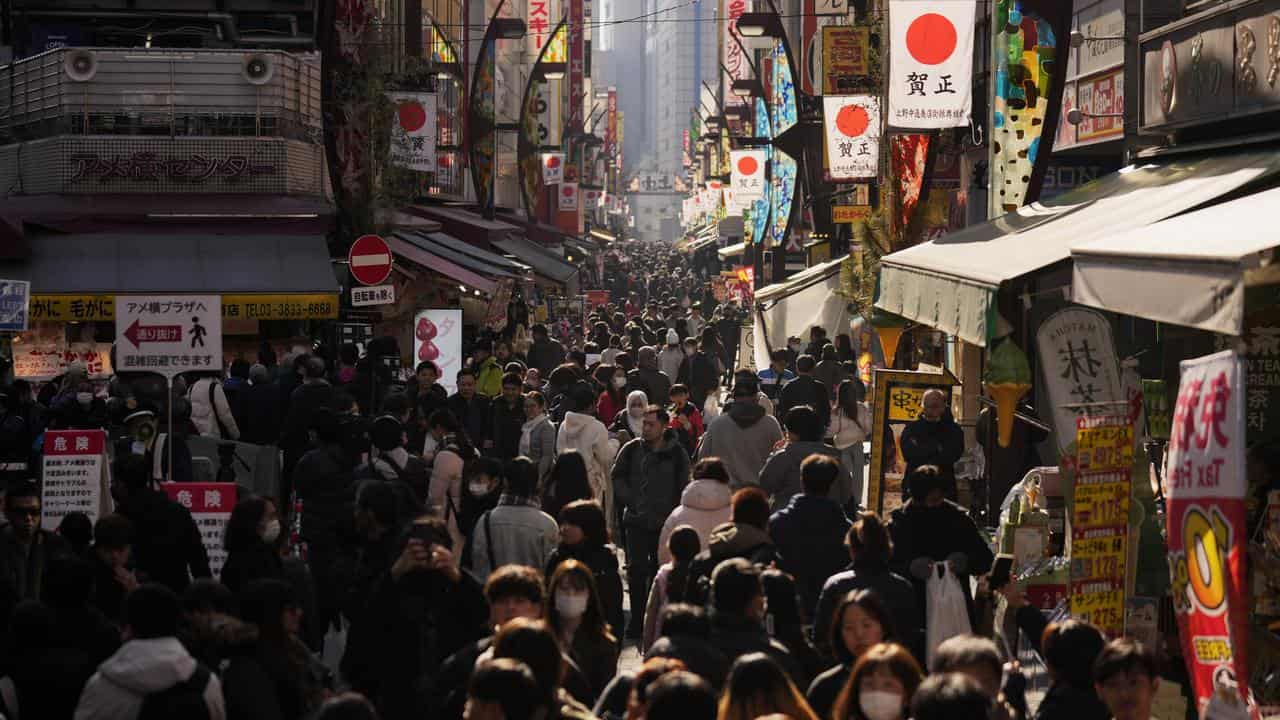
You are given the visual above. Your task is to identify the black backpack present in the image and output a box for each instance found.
[138,664,212,720]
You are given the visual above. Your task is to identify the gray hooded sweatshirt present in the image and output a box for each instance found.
[696,399,783,489]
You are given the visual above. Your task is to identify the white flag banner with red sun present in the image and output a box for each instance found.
[823,95,880,179]
[888,0,975,129]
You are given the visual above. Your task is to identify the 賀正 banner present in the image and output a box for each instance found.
[888,0,975,128]
[824,95,880,180]
[1165,350,1255,716]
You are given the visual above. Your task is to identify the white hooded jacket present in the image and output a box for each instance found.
[74,637,226,720]
[556,411,615,499]
[657,478,733,564]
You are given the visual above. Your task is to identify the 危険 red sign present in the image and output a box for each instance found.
[348,234,393,286]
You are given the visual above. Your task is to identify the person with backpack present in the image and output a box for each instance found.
[188,371,241,441]
[468,458,559,582]
[75,582,226,720]
[641,525,701,651]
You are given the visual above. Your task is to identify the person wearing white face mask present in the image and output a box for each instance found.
[608,390,649,445]
[546,558,619,700]
[831,642,923,720]
[219,496,285,598]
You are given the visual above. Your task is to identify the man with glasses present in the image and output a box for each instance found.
[0,479,69,621]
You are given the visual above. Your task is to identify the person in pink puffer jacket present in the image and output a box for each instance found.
[656,457,733,564]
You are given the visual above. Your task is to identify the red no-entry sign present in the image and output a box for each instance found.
[348,234,393,286]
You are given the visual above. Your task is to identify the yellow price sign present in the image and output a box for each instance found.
[887,386,924,422]
[1073,480,1130,529]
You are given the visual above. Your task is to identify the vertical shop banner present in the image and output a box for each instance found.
[769,43,799,251]
[723,0,748,105]
[0,279,30,332]
[1069,414,1133,636]
[42,429,107,531]
[163,483,236,577]
[386,92,438,171]
[568,0,585,131]
[559,182,579,211]
[751,97,772,246]
[605,89,618,158]
[415,309,463,394]
[888,0,975,128]
[1035,307,1124,451]
[114,296,222,377]
[470,33,497,212]
[1165,350,1254,714]
[542,152,565,184]
[824,96,880,180]
[823,26,870,94]
[890,133,930,235]
[990,0,1073,215]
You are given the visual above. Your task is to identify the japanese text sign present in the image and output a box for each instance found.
[386,92,438,172]
[1165,350,1254,715]
[351,285,396,307]
[888,0,975,128]
[730,150,766,200]
[163,482,236,577]
[1069,414,1132,636]
[115,295,223,377]
[415,309,463,395]
[0,280,30,332]
[42,429,106,532]
[824,95,880,179]
[14,341,112,380]
[542,152,565,184]
[822,26,870,94]
[1036,307,1124,451]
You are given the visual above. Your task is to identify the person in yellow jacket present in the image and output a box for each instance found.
[475,339,504,398]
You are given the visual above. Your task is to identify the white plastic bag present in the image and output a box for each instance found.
[703,394,721,422]
[925,562,972,667]
[321,616,349,682]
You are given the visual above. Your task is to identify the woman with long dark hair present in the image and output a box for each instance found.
[717,652,818,720]
[830,642,923,720]
[545,499,624,641]
[546,558,620,701]
[427,408,478,553]
[761,569,826,690]
[220,496,285,597]
[641,524,701,651]
[828,379,872,504]
[807,590,898,718]
[222,578,327,720]
[542,451,594,522]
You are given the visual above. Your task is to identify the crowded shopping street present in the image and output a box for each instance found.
[0,0,1278,719]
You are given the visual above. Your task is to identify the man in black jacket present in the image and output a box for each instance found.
[448,368,491,449]
[776,355,830,432]
[0,480,69,622]
[612,408,689,638]
[488,373,526,460]
[294,408,358,635]
[768,455,851,622]
[707,558,802,683]
[527,324,566,377]
[899,389,965,499]
[110,455,211,594]
[280,356,336,505]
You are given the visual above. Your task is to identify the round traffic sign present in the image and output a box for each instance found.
[349,234,393,286]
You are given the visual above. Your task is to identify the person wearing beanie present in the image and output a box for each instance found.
[658,330,687,383]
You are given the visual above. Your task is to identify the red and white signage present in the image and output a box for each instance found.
[348,234,393,286]
[163,482,237,577]
[416,309,463,394]
[824,95,880,179]
[542,152,565,184]
[1165,350,1256,716]
[888,1,975,129]
[730,150,766,200]
[558,182,579,211]
[723,0,748,106]
[42,429,106,531]
[386,92,438,171]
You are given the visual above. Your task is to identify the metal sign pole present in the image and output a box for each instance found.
[166,376,174,483]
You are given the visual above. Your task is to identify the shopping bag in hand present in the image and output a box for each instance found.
[925,561,972,667]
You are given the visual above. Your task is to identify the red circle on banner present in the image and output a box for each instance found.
[737,155,759,175]
[563,186,574,197]
[348,234,393,286]
[547,155,561,168]
[397,102,427,132]
[836,104,870,137]
[906,13,957,65]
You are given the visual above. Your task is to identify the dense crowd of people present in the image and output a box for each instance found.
[0,243,1168,720]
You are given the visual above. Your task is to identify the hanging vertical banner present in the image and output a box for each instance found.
[568,0,585,132]
[1035,307,1125,451]
[386,92,439,172]
[469,27,498,212]
[750,97,772,246]
[1165,350,1254,716]
[990,0,1073,214]
[559,182,579,211]
[542,152,565,183]
[730,150,767,200]
[888,0,975,128]
[1069,414,1133,637]
[769,43,799,251]
[824,95,880,180]
[890,133,930,234]
[723,0,749,106]
[605,88,618,159]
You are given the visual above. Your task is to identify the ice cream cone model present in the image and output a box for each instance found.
[984,339,1033,448]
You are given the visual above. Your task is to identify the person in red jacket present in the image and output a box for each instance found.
[667,384,704,452]
[596,364,628,423]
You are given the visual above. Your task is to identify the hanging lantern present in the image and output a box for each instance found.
[983,338,1033,448]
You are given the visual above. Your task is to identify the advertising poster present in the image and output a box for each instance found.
[163,482,237,577]
[14,340,112,380]
[822,26,870,94]
[41,429,107,531]
[867,368,959,515]
[1165,350,1254,714]
[0,279,30,332]
[1036,307,1124,451]
[888,0,975,128]
[824,95,880,180]
[386,92,438,172]
[415,309,463,395]
[1069,414,1133,636]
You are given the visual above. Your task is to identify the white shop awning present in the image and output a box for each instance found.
[875,149,1280,346]
[718,242,747,260]
[753,256,851,368]
[1072,183,1280,336]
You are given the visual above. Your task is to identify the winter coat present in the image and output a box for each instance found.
[546,542,625,641]
[188,377,241,440]
[695,400,783,489]
[811,564,920,658]
[807,664,852,720]
[0,527,67,623]
[475,356,504,399]
[612,431,690,532]
[769,493,852,620]
[657,346,686,384]
[221,632,325,720]
[527,338,567,376]
[677,351,721,407]
[238,383,281,445]
[447,394,491,449]
[1035,683,1112,720]
[596,391,625,428]
[776,375,830,430]
[888,499,994,630]
[626,368,671,410]
[118,490,211,594]
[708,612,802,685]
[656,479,732,564]
[73,637,225,720]
[758,440,854,511]
[899,413,965,494]
[469,498,559,581]
[558,411,615,500]
[521,415,558,485]
[280,380,334,451]
[687,522,777,594]
[488,397,525,461]
[646,633,730,691]
[667,403,703,452]
[220,542,284,598]
[293,444,356,561]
